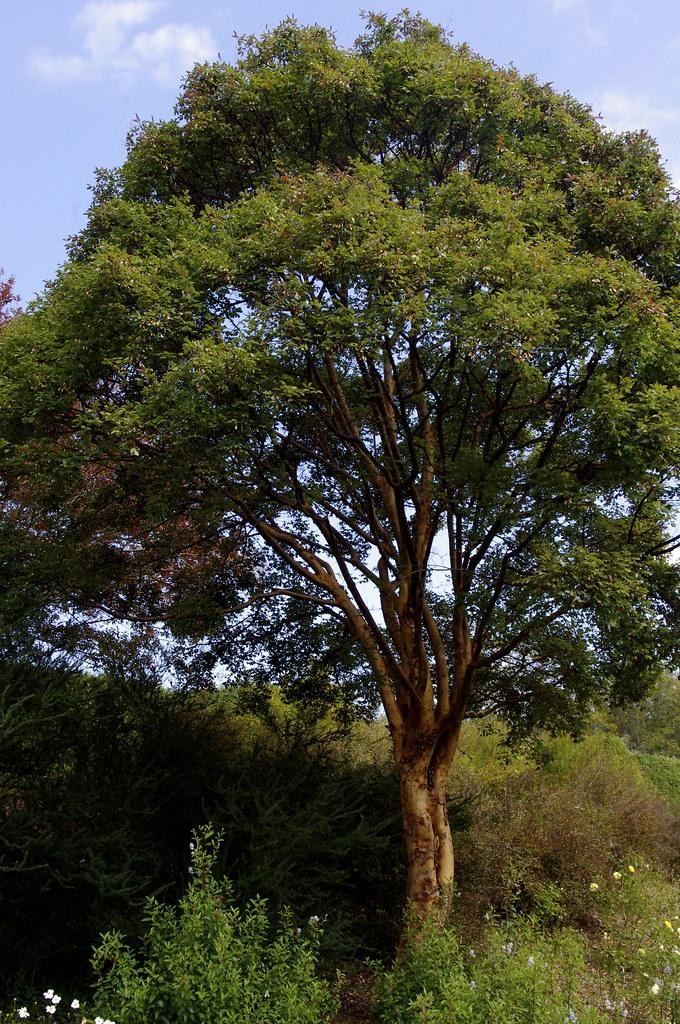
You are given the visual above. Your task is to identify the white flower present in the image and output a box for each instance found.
[468,948,476,958]
[309,915,319,923]
[189,842,195,851]
[51,996,61,1005]
[651,982,661,995]
[501,942,514,955]
[70,1001,80,1010]
[45,1008,56,1016]
[17,1010,29,1020]
[469,980,477,990]
[43,992,54,1001]
[95,1017,105,1024]
[264,991,270,999]
[527,956,535,967]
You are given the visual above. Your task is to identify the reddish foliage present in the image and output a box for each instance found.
[0,270,20,329]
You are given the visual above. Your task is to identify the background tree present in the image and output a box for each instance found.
[1,14,679,925]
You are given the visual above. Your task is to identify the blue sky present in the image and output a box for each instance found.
[4,0,680,303]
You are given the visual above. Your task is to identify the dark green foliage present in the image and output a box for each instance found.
[205,734,404,959]
[0,667,409,996]
[0,660,213,996]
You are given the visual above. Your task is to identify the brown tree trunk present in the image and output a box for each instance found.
[398,752,455,927]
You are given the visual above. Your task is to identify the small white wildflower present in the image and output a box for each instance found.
[501,941,514,955]
[296,927,302,934]
[468,948,476,958]
[95,1017,105,1024]
[17,1010,29,1020]
[469,980,477,990]
[188,866,194,875]
[51,996,61,1005]
[43,992,54,1001]
[70,1001,80,1010]
[651,982,661,995]
[189,842,195,851]
[45,1008,56,1016]
[264,991,270,999]
[309,915,319,924]
[527,956,535,967]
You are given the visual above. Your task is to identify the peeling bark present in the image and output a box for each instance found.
[397,739,457,927]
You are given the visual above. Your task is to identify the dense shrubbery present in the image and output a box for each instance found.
[0,829,339,1024]
[453,727,679,930]
[375,917,610,1024]
[0,666,405,998]
[637,752,680,812]
[89,828,339,1024]
[3,663,680,1021]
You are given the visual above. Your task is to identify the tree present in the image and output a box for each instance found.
[1,14,679,925]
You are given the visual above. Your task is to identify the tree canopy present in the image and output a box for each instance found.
[1,13,679,920]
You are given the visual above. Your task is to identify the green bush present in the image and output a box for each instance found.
[89,827,339,1024]
[454,729,678,928]
[637,752,680,812]
[373,917,609,1024]
[588,862,680,1022]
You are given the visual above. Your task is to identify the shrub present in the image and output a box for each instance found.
[373,917,609,1024]
[454,729,678,928]
[637,752,680,814]
[0,660,266,997]
[88,827,339,1024]
[588,862,680,1022]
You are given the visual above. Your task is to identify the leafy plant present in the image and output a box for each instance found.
[88,826,339,1024]
[374,917,609,1024]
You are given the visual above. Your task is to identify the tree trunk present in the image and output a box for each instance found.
[398,755,455,926]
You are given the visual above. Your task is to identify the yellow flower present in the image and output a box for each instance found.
[613,871,622,880]
[665,920,674,930]
[590,882,599,892]
[628,864,636,873]
[638,948,646,956]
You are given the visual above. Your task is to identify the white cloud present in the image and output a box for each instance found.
[597,91,680,186]
[598,91,680,133]
[549,0,607,48]
[30,1,217,85]
[132,24,218,83]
